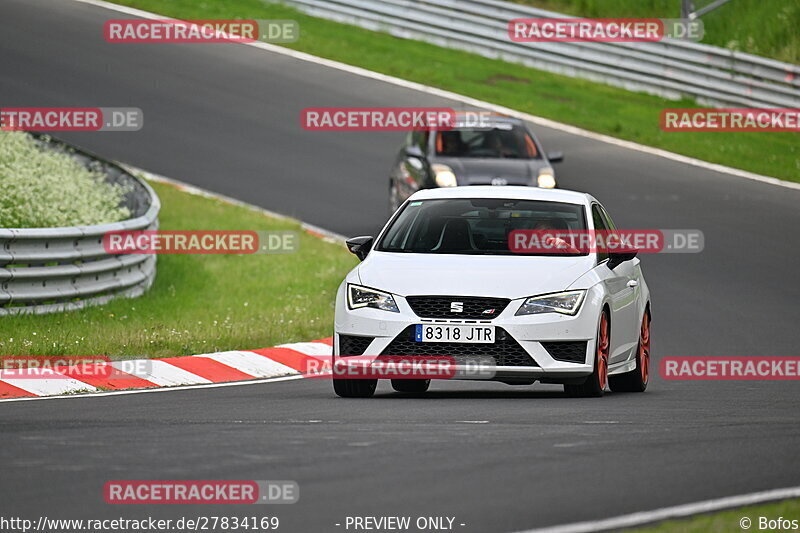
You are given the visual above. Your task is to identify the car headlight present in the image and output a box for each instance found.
[432,164,457,187]
[516,290,585,316]
[537,168,556,189]
[347,284,400,313]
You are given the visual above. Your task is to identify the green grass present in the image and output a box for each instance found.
[109,0,798,182]
[0,132,131,227]
[0,180,356,358]
[631,498,800,532]
[510,0,800,64]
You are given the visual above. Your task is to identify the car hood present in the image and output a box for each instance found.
[432,157,548,186]
[356,252,593,300]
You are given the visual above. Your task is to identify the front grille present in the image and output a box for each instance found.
[380,326,537,367]
[542,341,588,363]
[406,296,510,319]
[339,335,374,356]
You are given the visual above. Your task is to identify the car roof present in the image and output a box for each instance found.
[408,186,595,206]
[452,112,522,124]
[447,113,524,129]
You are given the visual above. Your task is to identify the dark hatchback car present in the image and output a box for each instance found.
[389,115,563,212]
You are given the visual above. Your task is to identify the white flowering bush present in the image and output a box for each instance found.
[0,131,131,228]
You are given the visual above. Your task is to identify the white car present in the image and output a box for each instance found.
[333,186,651,398]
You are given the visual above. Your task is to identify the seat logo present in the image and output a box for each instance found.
[450,302,464,313]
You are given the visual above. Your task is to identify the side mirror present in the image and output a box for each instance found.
[346,236,374,261]
[405,145,424,159]
[547,151,564,163]
[608,250,637,270]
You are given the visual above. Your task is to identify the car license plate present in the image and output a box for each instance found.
[415,324,495,343]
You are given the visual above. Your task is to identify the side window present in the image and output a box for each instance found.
[460,130,481,145]
[599,205,617,230]
[591,204,609,262]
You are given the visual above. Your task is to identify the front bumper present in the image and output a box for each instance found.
[334,285,604,381]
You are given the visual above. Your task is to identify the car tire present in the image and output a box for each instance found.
[609,309,650,393]
[333,378,378,398]
[564,310,609,398]
[391,379,430,394]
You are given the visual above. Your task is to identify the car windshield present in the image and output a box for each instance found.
[434,124,540,159]
[376,198,588,256]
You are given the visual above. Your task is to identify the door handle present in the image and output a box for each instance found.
[627,280,639,288]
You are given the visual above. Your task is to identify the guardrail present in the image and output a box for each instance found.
[279,0,800,108]
[0,136,160,315]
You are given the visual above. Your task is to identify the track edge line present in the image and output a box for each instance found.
[510,485,800,533]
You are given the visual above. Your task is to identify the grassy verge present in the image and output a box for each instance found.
[0,180,356,358]
[109,0,798,182]
[510,0,800,64]
[631,498,800,532]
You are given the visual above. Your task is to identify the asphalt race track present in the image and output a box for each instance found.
[1,1,800,531]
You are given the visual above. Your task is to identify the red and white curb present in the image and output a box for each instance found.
[0,338,332,400]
